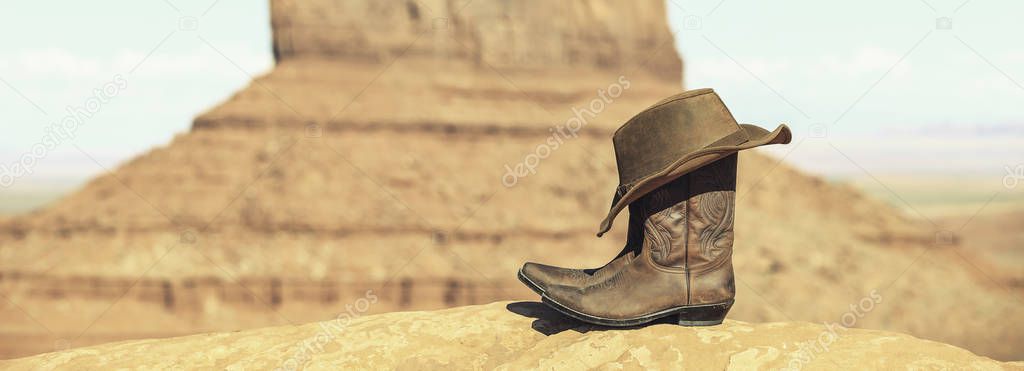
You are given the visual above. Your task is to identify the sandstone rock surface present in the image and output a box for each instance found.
[3,302,1020,370]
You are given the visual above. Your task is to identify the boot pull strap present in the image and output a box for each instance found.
[597,185,630,237]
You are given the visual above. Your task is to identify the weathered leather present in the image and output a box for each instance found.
[520,201,646,293]
[520,253,630,294]
[545,154,737,319]
[613,90,743,186]
[596,88,790,237]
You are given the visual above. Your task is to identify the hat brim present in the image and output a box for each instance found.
[596,123,792,237]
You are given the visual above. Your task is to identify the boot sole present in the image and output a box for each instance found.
[516,268,545,295]
[541,295,733,327]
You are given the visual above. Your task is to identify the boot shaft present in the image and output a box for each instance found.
[633,154,737,270]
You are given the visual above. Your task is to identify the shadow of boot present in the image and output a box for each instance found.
[506,301,684,335]
[505,301,590,336]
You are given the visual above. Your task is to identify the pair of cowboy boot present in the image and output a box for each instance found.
[517,88,790,327]
[520,155,738,327]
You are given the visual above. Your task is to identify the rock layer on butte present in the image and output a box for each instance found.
[0,0,1020,362]
[2,302,1020,370]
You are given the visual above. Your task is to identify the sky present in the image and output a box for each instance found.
[0,0,1022,195]
[666,0,1024,177]
[0,1,274,188]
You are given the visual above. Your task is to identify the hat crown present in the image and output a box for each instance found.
[613,89,745,185]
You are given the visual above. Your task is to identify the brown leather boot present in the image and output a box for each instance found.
[542,154,737,327]
[517,204,645,295]
[520,88,788,323]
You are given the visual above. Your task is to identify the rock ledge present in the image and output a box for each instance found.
[3,301,1018,370]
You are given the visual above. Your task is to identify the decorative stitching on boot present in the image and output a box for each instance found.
[688,156,736,262]
[643,213,671,262]
[642,202,687,266]
[696,190,734,260]
[636,175,689,268]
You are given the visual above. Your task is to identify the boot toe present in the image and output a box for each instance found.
[544,283,582,302]
[543,283,587,313]
[520,262,562,293]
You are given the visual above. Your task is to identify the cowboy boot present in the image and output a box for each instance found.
[542,154,737,327]
[517,203,645,295]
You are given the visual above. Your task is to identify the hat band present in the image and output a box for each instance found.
[617,127,748,185]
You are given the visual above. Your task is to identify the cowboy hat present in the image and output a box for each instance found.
[596,88,791,237]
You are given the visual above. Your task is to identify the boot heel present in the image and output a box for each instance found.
[676,300,733,326]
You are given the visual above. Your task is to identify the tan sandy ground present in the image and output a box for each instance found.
[3,301,1021,370]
